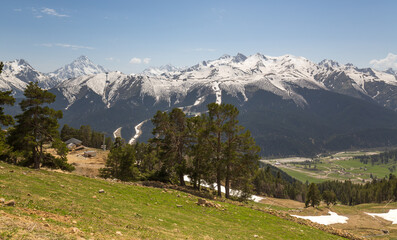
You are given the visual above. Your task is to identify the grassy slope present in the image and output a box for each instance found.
[0,162,345,240]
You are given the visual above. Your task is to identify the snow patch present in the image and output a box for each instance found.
[113,127,122,139]
[183,176,264,202]
[128,120,148,144]
[291,211,348,225]
[366,209,397,224]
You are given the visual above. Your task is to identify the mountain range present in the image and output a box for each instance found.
[1,53,397,156]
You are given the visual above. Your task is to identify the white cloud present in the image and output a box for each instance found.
[40,43,94,50]
[143,58,151,64]
[41,8,69,17]
[129,58,142,64]
[370,53,397,71]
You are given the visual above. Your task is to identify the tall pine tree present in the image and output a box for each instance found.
[0,61,15,127]
[8,82,62,169]
[151,108,189,186]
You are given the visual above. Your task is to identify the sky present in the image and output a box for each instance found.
[1,0,397,74]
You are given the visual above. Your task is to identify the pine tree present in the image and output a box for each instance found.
[207,103,228,197]
[322,190,337,206]
[100,141,139,181]
[187,115,212,190]
[151,108,189,186]
[8,82,62,169]
[305,183,321,207]
[0,61,15,160]
[0,61,15,127]
[207,103,260,199]
[60,124,78,141]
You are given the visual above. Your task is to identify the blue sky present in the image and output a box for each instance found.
[1,0,397,74]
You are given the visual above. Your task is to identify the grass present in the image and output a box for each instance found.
[0,162,345,240]
[278,167,325,183]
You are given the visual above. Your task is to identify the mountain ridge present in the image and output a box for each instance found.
[3,53,397,156]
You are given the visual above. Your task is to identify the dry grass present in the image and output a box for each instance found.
[46,146,108,177]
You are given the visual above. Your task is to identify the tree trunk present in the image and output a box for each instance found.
[193,177,197,189]
[217,168,222,197]
[179,172,185,186]
[225,164,230,198]
[39,142,43,168]
[33,146,39,169]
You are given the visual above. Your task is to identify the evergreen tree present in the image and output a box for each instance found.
[305,183,321,207]
[60,124,78,141]
[322,190,337,206]
[187,115,212,190]
[100,140,139,181]
[151,108,189,186]
[207,103,228,197]
[79,125,92,146]
[0,61,15,127]
[207,103,260,199]
[0,61,16,161]
[8,82,62,169]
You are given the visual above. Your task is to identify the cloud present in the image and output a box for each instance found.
[370,53,397,70]
[129,58,142,64]
[41,8,69,17]
[40,43,94,50]
[143,58,151,64]
[14,9,22,12]
[129,57,151,64]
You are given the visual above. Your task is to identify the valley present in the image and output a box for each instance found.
[262,150,396,183]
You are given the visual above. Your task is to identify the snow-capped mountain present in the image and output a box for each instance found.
[3,53,397,156]
[0,59,53,96]
[386,68,397,77]
[0,56,108,97]
[54,53,397,111]
[48,55,107,82]
[142,64,184,76]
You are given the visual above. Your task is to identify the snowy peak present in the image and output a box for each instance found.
[48,55,107,81]
[0,59,52,95]
[2,59,35,76]
[319,59,341,69]
[142,64,182,76]
[232,53,247,63]
[386,68,397,76]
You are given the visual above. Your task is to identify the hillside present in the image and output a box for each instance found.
[0,162,345,239]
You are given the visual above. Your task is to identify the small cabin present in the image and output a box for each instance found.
[83,151,97,157]
[65,138,83,151]
[65,138,82,146]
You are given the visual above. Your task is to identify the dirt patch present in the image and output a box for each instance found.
[0,209,80,239]
[260,197,305,209]
[46,147,108,177]
[20,207,73,223]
